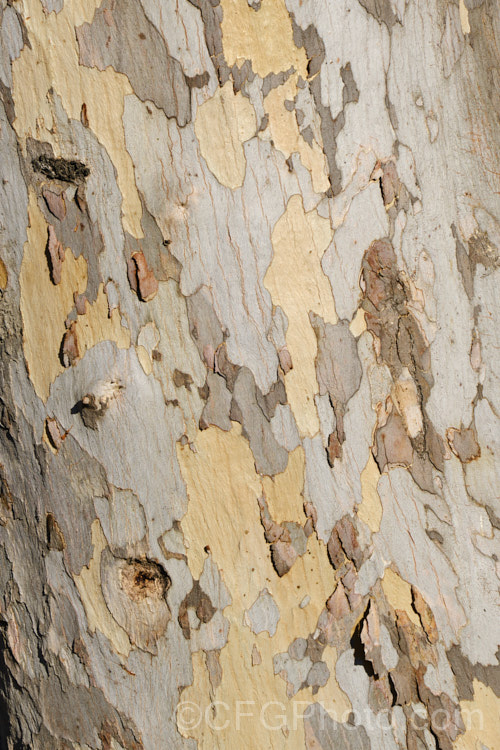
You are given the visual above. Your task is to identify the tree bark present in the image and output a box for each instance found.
[0,0,499,748]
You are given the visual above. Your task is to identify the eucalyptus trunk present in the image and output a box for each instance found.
[0,0,499,748]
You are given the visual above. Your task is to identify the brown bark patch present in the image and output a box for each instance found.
[127,251,159,302]
[446,425,481,462]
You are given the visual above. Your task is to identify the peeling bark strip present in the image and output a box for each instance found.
[1,0,499,748]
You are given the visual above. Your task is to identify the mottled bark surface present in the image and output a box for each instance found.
[0,0,499,748]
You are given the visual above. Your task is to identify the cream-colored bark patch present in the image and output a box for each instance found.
[381,568,421,628]
[195,81,256,189]
[12,0,141,237]
[459,0,470,35]
[454,679,500,750]
[265,195,336,436]
[349,308,367,338]
[392,368,423,439]
[220,0,307,79]
[178,424,349,747]
[262,75,329,194]
[20,192,130,401]
[357,454,383,533]
[74,520,131,658]
[136,346,152,375]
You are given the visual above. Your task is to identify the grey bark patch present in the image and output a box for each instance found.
[261,67,295,97]
[291,19,341,194]
[232,367,289,476]
[187,0,230,85]
[185,71,210,89]
[306,660,330,690]
[76,0,191,126]
[447,645,500,700]
[231,59,255,93]
[304,702,371,749]
[125,200,181,284]
[94,487,147,557]
[273,651,313,697]
[341,62,360,105]
[40,670,142,749]
[199,556,231,611]
[291,19,361,195]
[311,315,362,407]
[40,0,64,12]
[246,588,280,636]
[288,637,308,661]
[357,0,397,29]
[292,21,325,78]
[43,435,107,573]
[200,372,232,431]
[311,314,362,464]
[300,124,314,145]
[187,287,224,369]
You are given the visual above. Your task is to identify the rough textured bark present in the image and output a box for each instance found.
[0,0,499,748]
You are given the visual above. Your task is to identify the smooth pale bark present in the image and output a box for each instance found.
[0,0,499,748]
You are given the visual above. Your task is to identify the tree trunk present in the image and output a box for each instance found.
[0,0,499,748]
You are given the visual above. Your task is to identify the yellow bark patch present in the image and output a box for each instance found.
[12,0,141,237]
[454,679,500,750]
[74,520,131,658]
[262,75,329,194]
[262,446,305,524]
[20,192,130,401]
[265,195,336,437]
[0,259,8,290]
[357,454,383,533]
[220,0,307,79]
[381,568,421,628]
[195,81,256,189]
[20,192,87,401]
[178,424,348,747]
[75,284,131,355]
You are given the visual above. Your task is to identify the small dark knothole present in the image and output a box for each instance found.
[32,154,90,183]
[120,559,170,603]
